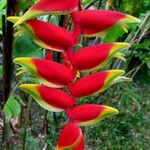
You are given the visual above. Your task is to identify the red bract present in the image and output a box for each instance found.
[73,135,84,150]
[14,0,79,26]
[19,84,76,112]
[14,57,74,87]
[8,17,74,52]
[56,122,83,150]
[71,10,141,41]
[68,70,125,97]
[67,104,119,126]
[72,42,130,71]
[26,19,74,51]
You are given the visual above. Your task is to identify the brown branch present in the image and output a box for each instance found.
[2,0,16,149]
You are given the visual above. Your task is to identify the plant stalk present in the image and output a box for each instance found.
[2,0,16,149]
[3,0,16,103]
[22,96,32,150]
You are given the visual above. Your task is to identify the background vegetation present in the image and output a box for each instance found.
[0,0,150,149]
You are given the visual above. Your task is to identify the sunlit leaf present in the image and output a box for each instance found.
[3,96,21,123]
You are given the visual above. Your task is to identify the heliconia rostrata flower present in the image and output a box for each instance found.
[10,1,140,149]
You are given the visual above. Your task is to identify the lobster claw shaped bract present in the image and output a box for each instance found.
[56,122,84,150]
[67,104,119,126]
[14,57,74,87]
[68,70,125,97]
[71,10,141,41]
[14,0,79,26]
[72,42,130,71]
[19,84,76,112]
[8,17,74,52]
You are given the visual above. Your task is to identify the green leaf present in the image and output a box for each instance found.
[19,0,30,11]
[3,105,12,123]
[13,32,43,57]
[0,0,6,11]
[3,96,21,122]
[7,96,21,118]
[103,25,126,42]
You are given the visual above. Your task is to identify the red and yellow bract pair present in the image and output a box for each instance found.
[18,69,124,109]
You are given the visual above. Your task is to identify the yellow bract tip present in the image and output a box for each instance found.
[126,14,141,23]
[108,69,125,76]
[19,84,37,90]
[19,84,41,101]
[112,42,131,51]
[104,70,125,87]
[14,57,36,75]
[7,16,21,24]
[104,106,119,115]
[13,10,42,27]
[121,14,141,24]
[13,57,32,65]
[97,106,119,123]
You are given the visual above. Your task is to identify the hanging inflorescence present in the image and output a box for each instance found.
[8,0,140,149]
